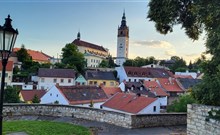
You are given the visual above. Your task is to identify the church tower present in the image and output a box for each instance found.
[116,11,129,66]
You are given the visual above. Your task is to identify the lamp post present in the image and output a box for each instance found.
[0,15,18,134]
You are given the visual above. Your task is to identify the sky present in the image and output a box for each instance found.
[0,0,207,64]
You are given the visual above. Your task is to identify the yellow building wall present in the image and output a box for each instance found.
[19,93,33,104]
[88,79,118,87]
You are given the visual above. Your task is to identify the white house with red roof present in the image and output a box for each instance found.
[143,80,169,109]
[115,66,174,83]
[0,61,14,87]
[102,93,160,114]
[41,85,108,108]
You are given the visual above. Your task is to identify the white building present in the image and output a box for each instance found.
[116,11,129,66]
[41,85,108,108]
[102,93,160,114]
[38,68,76,90]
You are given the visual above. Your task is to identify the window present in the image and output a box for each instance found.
[60,79,64,83]
[5,73,8,77]
[94,81,97,85]
[82,82,85,85]
[153,106,156,112]
[50,93,52,96]
[41,78,45,83]
[53,79,57,83]
[89,81,93,85]
[110,82,114,86]
[103,81,106,85]
[56,94,58,97]
[128,79,131,82]
[68,79,71,83]
[134,79,136,82]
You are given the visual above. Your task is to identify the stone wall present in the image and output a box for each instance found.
[187,104,220,135]
[3,104,186,128]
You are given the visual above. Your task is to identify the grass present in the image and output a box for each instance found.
[3,120,91,135]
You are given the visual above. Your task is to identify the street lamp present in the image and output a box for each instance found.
[0,15,18,134]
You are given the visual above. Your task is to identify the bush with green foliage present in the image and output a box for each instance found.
[167,94,196,112]
[4,86,20,103]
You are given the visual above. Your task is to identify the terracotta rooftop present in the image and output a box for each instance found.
[174,75,193,79]
[124,66,173,78]
[102,87,122,98]
[102,93,157,114]
[20,90,46,101]
[143,80,169,96]
[38,68,76,78]
[72,39,107,52]
[0,61,13,71]
[157,78,183,93]
[57,85,108,105]
[13,48,51,62]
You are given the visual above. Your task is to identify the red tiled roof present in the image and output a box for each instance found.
[124,66,173,78]
[157,78,183,93]
[20,90,46,101]
[0,61,13,71]
[72,39,107,52]
[143,81,169,96]
[13,48,51,62]
[102,87,122,98]
[174,75,193,79]
[102,93,157,114]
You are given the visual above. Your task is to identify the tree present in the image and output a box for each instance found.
[16,44,32,63]
[62,43,86,73]
[148,0,220,105]
[170,56,187,72]
[99,60,109,68]
[32,94,40,103]
[167,94,196,112]
[4,86,20,103]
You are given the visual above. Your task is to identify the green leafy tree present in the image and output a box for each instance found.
[32,94,40,103]
[148,0,220,105]
[167,94,196,112]
[62,43,86,73]
[99,60,109,68]
[16,44,32,63]
[4,86,20,103]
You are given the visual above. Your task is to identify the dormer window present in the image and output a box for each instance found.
[131,86,134,90]
[140,86,143,91]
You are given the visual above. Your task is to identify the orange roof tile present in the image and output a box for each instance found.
[102,87,122,98]
[102,93,157,114]
[13,48,51,63]
[143,81,169,96]
[157,78,183,93]
[174,75,193,79]
[0,61,13,71]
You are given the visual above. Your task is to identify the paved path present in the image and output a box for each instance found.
[5,116,186,135]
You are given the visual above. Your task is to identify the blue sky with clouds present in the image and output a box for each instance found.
[0,0,206,63]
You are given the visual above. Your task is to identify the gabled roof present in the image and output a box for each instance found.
[13,48,51,62]
[143,81,169,96]
[85,70,117,80]
[125,82,156,97]
[157,78,183,93]
[102,93,157,114]
[72,39,107,52]
[57,85,108,105]
[102,87,122,98]
[0,61,13,71]
[177,78,201,90]
[124,66,173,78]
[38,68,76,78]
[20,90,46,101]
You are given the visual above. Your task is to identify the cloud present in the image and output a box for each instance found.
[131,40,172,49]
[165,49,177,56]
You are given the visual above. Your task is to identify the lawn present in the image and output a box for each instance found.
[3,121,91,135]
